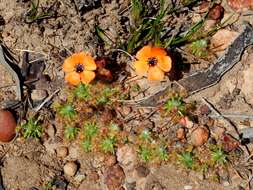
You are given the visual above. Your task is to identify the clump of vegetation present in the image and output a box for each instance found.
[64,125,80,140]
[25,0,55,23]
[74,83,91,100]
[165,95,186,115]
[100,136,117,154]
[189,39,209,58]
[19,118,42,139]
[59,104,76,119]
[179,152,194,169]
[139,145,153,162]
[211,148,227,165]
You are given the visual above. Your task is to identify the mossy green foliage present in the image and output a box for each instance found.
[64,125,80,140]
[59,104,76,119]
[20,118,42,139]
[211,148,227,165]
[165,95,186,115]
[189,39,208,58]
[179,152,194,169]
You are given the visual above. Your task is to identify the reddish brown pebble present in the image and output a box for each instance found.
[0,110,16,142]
[177,128,186,140]
[199,1,210,13]
[104,164,125,190]
[208,4,224,20]
[105,155,117,167]
[88,171,100,181]
[191,126,209,146]
[227,0,253,11]
[199,105,211,115]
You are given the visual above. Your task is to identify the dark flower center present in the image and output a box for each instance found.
[147,57,158,67]
[75,63,84,73]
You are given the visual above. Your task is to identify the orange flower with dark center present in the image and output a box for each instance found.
[62,52,97,85]
[134,45,172,80]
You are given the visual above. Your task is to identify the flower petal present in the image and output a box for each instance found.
[80,71,96,84]
[157,56,172,72]
[147,66,164,81]
[150,47,167,57]
[136,45,152,60]
[134,60,149,75]
[83,54,97,71]
[65,72,81,85]
[63,52,86,72]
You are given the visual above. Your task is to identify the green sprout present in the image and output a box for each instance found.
[179,152,194,169]
[131,0,143,26]
[64,125,80,140]
[43,181,53,190]
[189,39,208,58]
[20,118,42,139]
[139,145,153,162]
[83,122,98,140]
[74,83,91,100]
[100,136,116,154]
[97,87,118,105]
[165,96,185,115]
[156,146,169,161]
[59,104,76,119]
[25,0,54,23]
[140,129,152,142]
[211,148,227,165]
[82,139,92,152]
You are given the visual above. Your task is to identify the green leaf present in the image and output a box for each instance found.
[64,126,80,140]
[59,104,76,119]
[74,83,91,100]
[179,152,194,169]
[21,118,42,139]
[83,122,98,140]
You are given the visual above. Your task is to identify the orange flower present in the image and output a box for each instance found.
[134,45,172,80]
[62,52,97,85]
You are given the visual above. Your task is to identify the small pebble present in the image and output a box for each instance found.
[184,185,193,190]
[31,89,48,101]
[191,126,209,146]
[63,161,78,176]
[105,155,117,167]
[88,171,100,181]
[56,146,68,158]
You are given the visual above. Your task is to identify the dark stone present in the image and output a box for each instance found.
[74,0,102,14]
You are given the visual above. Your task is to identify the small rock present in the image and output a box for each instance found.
[199,105,211,115]
[104,164,125,190]
[241,59,253,105]
[176,128,186,140]
[88,171,99,181]
[184,185,193,190]
[180,116,194,129]
[198,1,209,13]
[64,161,78,177]
[190,126,209,146]
[211,29,239,53]
[92,154,106,168]
[47,125,56,138]
[227,0,253,11]
[135,165,150,178]
[208,4,224,20]
[204,19,217,31]
[31,89,48,101]
[116,145,137,172]
[105,155,117,167]
[223,181,230,187]
[74,174,86,183]
[56,146,68,158]
[0,110,16,142]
